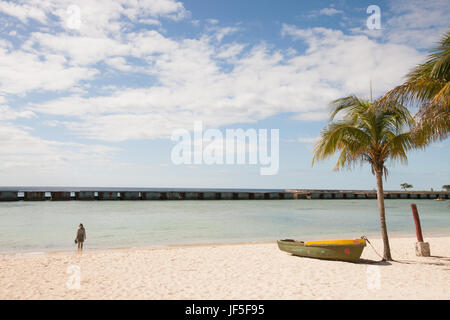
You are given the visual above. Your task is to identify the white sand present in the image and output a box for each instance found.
[0,236,449,299]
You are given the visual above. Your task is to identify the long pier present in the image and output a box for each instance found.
[0,188,448,201]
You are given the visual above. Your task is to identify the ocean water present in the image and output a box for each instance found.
[0,199,448,253]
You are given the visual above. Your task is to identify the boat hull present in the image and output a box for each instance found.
[277,239,366,262]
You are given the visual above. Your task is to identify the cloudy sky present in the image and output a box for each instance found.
[0,0,449,190]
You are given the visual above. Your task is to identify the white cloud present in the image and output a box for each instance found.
[0,0,188,30]
[138,18,162,26]
[0,1,47,24]
[27,32,129,66]
[298,136,319,144]
[213,26,240,42]
[386,0,450,48]
[207,19,219,25]
[0,0,441,146]
[0,121,118,172]
[28,24,423,141]
[0,1,187,95]
[281,25,423,96]
[319,8,343,16]
[216,43,246,59]
[350,0,450,49]
[26,29,183,68]
[0,105,35,120]
[0,46,98,94]
[105,57,132,72]
[307,6,343,18]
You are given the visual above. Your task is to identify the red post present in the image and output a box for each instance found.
[411,204,424,242]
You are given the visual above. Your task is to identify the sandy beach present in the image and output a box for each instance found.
[0,235,449,300]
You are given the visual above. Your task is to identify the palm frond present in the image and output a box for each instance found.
[313,98,416,178]
[329,96,367,121]
[312,122,371,169]
[375,29,450,142]
[384,132,415,165]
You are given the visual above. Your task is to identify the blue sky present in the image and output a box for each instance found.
[0,0,449,190]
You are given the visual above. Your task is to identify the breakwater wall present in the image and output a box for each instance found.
[0,189,448,201]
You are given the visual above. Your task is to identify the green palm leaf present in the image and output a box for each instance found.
[377,29,450,142]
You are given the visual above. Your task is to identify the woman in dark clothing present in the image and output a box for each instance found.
[75,224,86,251]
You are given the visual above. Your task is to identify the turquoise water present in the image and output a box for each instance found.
[0,199,448,253]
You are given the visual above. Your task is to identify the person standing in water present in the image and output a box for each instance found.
[75,224,86,251]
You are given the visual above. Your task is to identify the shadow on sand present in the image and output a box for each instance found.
[390,255,450,267]
[357,258,392,266]
[429,255,450,261]
[288,254,392,265]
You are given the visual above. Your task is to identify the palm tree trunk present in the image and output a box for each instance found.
[375,169,393,261]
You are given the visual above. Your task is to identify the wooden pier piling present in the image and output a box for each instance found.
[411,204,424,242]
[411,203,430,257]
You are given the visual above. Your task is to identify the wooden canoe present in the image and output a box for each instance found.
[277,238,366,262]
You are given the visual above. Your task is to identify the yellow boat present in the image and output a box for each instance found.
[277,238,366,262]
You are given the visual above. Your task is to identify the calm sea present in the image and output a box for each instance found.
[0,199,448,253]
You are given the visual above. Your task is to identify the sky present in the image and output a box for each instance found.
[0,0,449,190]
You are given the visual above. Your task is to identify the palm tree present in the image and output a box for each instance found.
[378,30,449,144]
[312,96,415,261]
